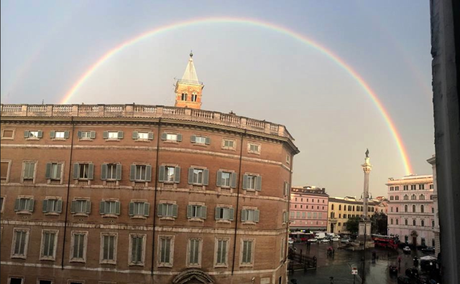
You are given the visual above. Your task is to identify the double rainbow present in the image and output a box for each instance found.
[60,17,413,174]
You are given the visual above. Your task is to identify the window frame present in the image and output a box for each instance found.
[190,135,210,145]
[1,159,12,182]
[24,130,43,140]
[73,163,94,181]
[130,164,152,182]
[158,165,180,184]
[7,277,24,284]
[70,231,88,263]
[11,228,30,259]
[187,238,202,267]
[188,167,209,186]
[215,206,234,222]
[42,197,63,215]
[216,170,237,188]
[99,200,121,217]
[221,138,236,150]
[240,238,255,266]
[157,202,178,220]
[50,130,69,140]
[241,207,260,224]
[187,203,207,221]
[243,173,262,191]
[158,235,174,267]
[103,131,124,141]
[128,233,146,266]
[21,160,37,183]
[45,162,64,183]
[39,229,59,261]
[100,232,118,264]
[14,196,34,214]
[247,142,261,154]
[70,199,91,216]
[77,130,96,140]
[214,237,230,267]
[132,131,154,141]
[129,200,150,219]
[1,128,15,140]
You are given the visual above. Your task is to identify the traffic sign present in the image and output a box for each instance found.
[351,267,358,275]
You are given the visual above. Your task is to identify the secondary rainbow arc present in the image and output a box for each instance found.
[61,17,413,175]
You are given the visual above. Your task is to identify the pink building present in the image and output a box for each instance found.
[290,186,329,231]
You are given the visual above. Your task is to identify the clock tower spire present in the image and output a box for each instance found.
[175,52,204,109]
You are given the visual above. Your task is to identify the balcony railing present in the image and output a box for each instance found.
[0,104,295,140]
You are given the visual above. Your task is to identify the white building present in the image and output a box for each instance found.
[387,175,436,247]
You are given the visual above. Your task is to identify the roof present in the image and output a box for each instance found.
[180,53,201,85]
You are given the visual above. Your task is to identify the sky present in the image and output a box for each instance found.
[1,0,434,198]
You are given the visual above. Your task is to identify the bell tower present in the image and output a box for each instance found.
[175,52,204,109]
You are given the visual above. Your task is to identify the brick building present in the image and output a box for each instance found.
[0,55,299,284]
[289,186,328,232]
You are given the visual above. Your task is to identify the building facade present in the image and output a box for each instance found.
[327,197,377,234]
[0,56,299,284]
[427,155,440,255]
[289,186,328,231]
[386,175,435,247]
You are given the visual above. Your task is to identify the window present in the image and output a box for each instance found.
[181,93,187,100]
[429,184,434,189]
[413,219,416,226]
[419,184,425,190]
[130,164,152,182]
[11,228,29,258]
[339,205,341,210]
[0,196,4,212]
[396,219,399,225]
[50,130,69,139]
[103,131,124,140]
[188,167,209,185]
[24,130,43,139]
[215,239,228,266]
[101,163,122,181]
[248,143,260,154]
[390,186,394,191]
[191,93,198,102]
[73,163,94,180]
[1,160,10,181]
[421,220,425,227]
[1,129,14,139]
[191,135,210,145]
[403,185,409,191]
[391,219,393,225]
[286,155,291,164]
[391,207,393,212]
[161,132,182,142]
[71,199,91,215]
[222,139,236,150]
[101,233,117,264]
[241,240,254,265]
[9,278,24,284]
[405,219,408,225]
[14,197,34,213]
[158,165,180,183]
[99,200,120,216]
[243,174,262,191]
[42,198,63,214]
[159,236,173,266]
[217,170,236,188]
[411,194,417,200]
[157,203,178,218]
[71,231,87,262]
[395,196,399,200]
[331,204,334,210]
[283,182,290,196]
[395,186,400,191]
[396,207,399,212]
[241,208,260,223]
[419,194,425,200]
[129,234,145,266]
[132,131,153,141]
[215,207,234,221]
[187,204,207,220]
[390,196,394,200]
[404,195,409,200]
[188,238,201,266]
[129,201,150,218]
[411,185,417,190]
[432,207,435,213]
[405,205,408,212]
[284,211,290,223]
[40,230,58,260]
[22,161,36,181]
[45,163,63,181]
[77,130,96,139]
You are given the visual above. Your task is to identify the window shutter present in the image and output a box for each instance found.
[50,131,56,139]
[45,163,52,179]
[229,208,234,221]
[90,131,96,139]
[57,200,63,213]
[116,164,122,181]
[24,130,30,138]
[88,163,94,180]
[130,165,136,181]
[242,174,248,190]
[100,201,105,214]
[73,163,80,179]
[56,164,62,180]
[241,209,247,222]
[71,200,77,213]
[42,200,49,213]
[115,201,121,215]
[158,166,165,182]
[254,210,260,223]
[143,203,150,217]
[216,171,222,187]
[172,204,178,217]
[101,164,108,180]
[86,201,91,214]
[118,131,124,139]
[161,133,167,141]
[203,169,209,186]
[201,206,207,219]
[103,131,108,139]
[145,165,152,182]
[37,130,43,138]
[177,134,182,142]
[148,132,154,140]
[174,166,181,183]
[14,199,20,211]
[157,204,164,217]
[215,207,221,220]
[129,202,134,217]
[132,131,138,140]
[29,199,35,212]
[77,131,82,139]
[188,168,194,184]
[64,131,70,139]
[205,137,211,145]
[187,205,192,218]
[190,135,196,143]
[231,173,237,188]
[255,176,262,191]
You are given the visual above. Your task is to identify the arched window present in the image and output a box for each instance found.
[405,219,408,225]
[412,205,416,212]
[421,205,424,213]
[405,205,408,212]
[395,196,399,200]
[181,93,187,100]
[348,205,352,211]
[331,204,334,210]
[396,219,399,225]
[396,207,399,212]
[391,219,394,224]
[390,196,394,200]
[411,194,416,200]
[404,195,409,200]
[419,194,425,200]
[413,219,416,226]
[339,205,341,210]
[353,206,355,211]
[421,220,425,227]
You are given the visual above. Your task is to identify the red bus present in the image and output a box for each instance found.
[289,232,315,243]
[372,234,399,249]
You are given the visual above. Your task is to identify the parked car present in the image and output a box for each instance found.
[321,238,330,243]
[288,238,294,245]
[332,237,340,242]
[403,246,411,253]
[421,246,435,253]
[340,238,350,243]
[307,238,318,243]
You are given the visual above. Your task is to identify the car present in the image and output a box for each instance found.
[288,238,294,245]
[403,246,411,253]
[307,238,318,243]
[405,267,419,278]
[397,276,411,284]
[321,238,330,243]
[332,237,340,242]
[340,238,350,243]
[421,246,435,253]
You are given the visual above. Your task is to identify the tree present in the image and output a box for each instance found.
[371,212,388,235]
[345,216,360,235]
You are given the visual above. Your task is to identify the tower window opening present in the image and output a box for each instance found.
[191,93,198,102]
[181,93,187,101]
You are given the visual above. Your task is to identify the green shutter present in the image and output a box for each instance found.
[188,168,194,184]
[148,132,154,140]
[174,167,181,183]
[28,199,35,212]
[205,137,211,145]
[129,202,134,217]
[43,200,49,213]
[242,175,248,189]
[103,131,108,139]
[177,134,182,142]
[37,130,43,138]
[215,207,221,220]
[73,163,80,179]
[231,173,237,188]
[24,130,30,138]
[158,166,165,182]
[229,208,234,221]
[86,201,91,214]
[88,163,94,180]
[132,131,138,140]
[71,200,77,213]
[115,202,120,215]
[143,203,150,217]
[157,204,164,217]
[50,131,56,139]
[118,131,124,139]
[90,131,96,139]
[161,133,167,141]
[187,205,192,218]
[203,169,209,186]
[216,171,222,187]
[100,201,105,214]
[45,163,52,179]
[241,209,247,222]
[77,131,82,139]
[190,135,196,143]
[172,204,178,217]
[56,164,62,180]
[254,210,260,223]
[101,164,108,180]
[64,130,70,139]
[14,199,20,211]
[116,164,122,181]
[57,200,63,213]
[255,176,262,191]
[145,165,152,182]
[130,165,136,181]
[201,206,207,219]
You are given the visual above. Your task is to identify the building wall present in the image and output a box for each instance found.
[327,198,377,234]
[289,188,328,231]
[0,104,298,284]
[386,175,435,247]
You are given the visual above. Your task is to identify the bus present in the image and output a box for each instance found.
[371,234,399,249]
[289,232,315,243]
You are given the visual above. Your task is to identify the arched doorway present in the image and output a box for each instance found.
[410,230,418,247]
[172,269,214,284]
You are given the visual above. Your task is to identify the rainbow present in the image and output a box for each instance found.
[61,17,413,174]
